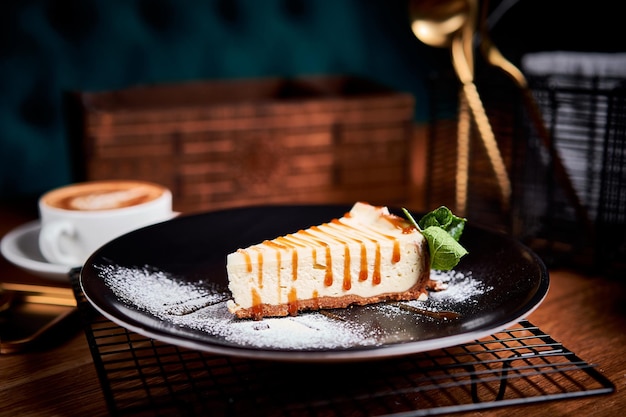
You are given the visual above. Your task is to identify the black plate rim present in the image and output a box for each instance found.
[80,204,550,363]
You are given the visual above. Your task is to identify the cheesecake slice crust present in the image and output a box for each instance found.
[226,202,430,320]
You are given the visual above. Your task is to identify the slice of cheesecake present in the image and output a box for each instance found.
[226,202,431,320]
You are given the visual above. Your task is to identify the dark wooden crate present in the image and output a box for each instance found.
[66,76,415,213]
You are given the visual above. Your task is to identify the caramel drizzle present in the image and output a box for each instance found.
[358,242,368,282]
[312,289,320,309]
[251,288,263,320]
[255,249,263,288]
[288,287,298,316]
[298,229,334,286]
[312,224,354,290]
[343,245,351,291]
[392,240,400,264]
[276,249,282,303]
[257,220,406,288]
[373,242,382,285]
[291,248,298,282]
[241,214,418,316]
[239,249,252,273]
[276,236,301,282]
[326,220,388,285]
[329,219,363,286]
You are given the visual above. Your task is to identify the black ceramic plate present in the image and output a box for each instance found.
[80,204,549,362]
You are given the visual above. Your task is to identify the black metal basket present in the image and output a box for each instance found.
[517,74,626,274]
[69,270,613,417]
[427,69,626,277]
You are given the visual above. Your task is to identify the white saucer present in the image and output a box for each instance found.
[1,213,181,282]
[1,220,72,281]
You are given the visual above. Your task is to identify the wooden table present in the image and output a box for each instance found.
[1,203,624,417]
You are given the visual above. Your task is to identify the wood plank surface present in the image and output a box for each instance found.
[1,204,624,417]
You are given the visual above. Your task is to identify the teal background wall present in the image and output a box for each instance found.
[1,0,621,201]
[0,0,450,200]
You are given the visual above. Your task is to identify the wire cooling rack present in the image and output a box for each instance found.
[70,270,614,417]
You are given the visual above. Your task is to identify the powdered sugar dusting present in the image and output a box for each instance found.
[96,264,491,351]
[427,269,490,304]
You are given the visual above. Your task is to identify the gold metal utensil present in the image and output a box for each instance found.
[409,0,469,49]
[454,0,474,217]
[0,286,15,313]
[0,283,77,354]
[455,93,471,216]
[410,0,512,212]
[409,0,473,215]
[0,283,76,307]
[451,19,511,211]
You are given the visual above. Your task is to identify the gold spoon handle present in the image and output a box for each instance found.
[452,34,511,210]
[456,92,471,217]
[462,82,511,209]
[455,0,473,217]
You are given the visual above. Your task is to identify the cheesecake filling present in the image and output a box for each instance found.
[226,202,430,319]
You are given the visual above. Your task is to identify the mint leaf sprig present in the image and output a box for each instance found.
[402,206,468,271]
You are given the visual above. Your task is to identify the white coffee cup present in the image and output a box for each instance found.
[38,180,173,267]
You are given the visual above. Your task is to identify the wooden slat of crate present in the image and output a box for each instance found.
[70,76,415,213]
[84,106,413,143]
[82,85,412,125]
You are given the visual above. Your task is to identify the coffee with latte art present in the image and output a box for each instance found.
[38,180,173,266]
[42,181,166,211]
